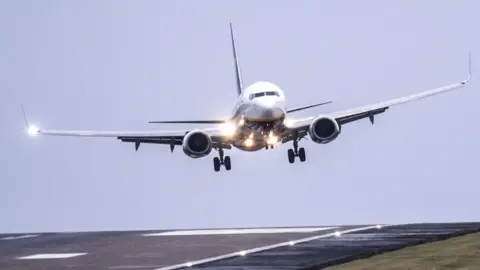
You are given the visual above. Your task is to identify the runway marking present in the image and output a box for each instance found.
[151,225,389,270]
[17,253,87,260]
[0,234,38,241]
[142,227,336,236]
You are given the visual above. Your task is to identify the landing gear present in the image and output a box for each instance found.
[287,140,306,163]
[298,147,306,162]
[213,148,231,172]
[224,156,231,170]
[213,157,221,171]
[288,149,295,163]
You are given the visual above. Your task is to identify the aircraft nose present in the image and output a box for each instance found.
[254,97,283,118]
[257,97,278,108]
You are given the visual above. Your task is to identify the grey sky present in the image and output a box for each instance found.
[1,0,479,233]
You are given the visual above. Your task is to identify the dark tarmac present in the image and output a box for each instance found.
[0,222,479,270]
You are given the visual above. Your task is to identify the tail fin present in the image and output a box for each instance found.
[230,22,243,96]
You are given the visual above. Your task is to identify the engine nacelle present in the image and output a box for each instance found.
[182,130,213,158]
[308,115,341,144]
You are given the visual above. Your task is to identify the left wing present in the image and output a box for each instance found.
[24,117,233,151]
[283,55,472,140]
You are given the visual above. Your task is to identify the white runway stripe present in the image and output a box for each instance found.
[0,234,38,241]
[142,227,336,236]
[17,253,87,260]
[152,225,389,270]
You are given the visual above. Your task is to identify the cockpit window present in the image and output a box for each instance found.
[249,91,280,100]
[266,91,280,96]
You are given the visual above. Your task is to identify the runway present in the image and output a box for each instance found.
[0,222,479,270]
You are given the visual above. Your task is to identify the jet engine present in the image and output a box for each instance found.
[182,130,213,158]
[308,115,341,144]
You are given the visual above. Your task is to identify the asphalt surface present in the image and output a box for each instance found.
[0,223,479,270]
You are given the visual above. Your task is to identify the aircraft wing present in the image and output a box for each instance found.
[25,123,234,150]
[282,57,472,139]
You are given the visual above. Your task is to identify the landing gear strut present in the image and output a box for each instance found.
[287,139,306,163]
[213,148,231,172]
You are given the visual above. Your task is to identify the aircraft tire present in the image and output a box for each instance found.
[299,147,306,162]
[288,149,295,163]
[224,156,231,171]
[213,157,221,171]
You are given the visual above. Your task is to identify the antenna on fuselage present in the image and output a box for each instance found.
[230,22,243,96]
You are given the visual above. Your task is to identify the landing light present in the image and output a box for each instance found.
[238,118,245,126]
[267,135,278,145]
[27,125,39,136]
[283,118,294,128]
[221,122,236,136]
[334,231,341,237]
[244,138,254,147]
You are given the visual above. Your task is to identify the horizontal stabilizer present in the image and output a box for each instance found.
[149,120,227,124]
[286,101,332,113]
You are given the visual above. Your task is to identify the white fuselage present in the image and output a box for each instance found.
[229,81,287,151]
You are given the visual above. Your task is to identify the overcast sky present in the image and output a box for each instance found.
[1,0,479,233]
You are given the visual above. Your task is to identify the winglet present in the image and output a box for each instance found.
[21,105,39,136]
[21,104,30,129]
[462,52,472,84]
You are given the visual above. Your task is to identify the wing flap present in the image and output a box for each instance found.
[117,135,232,149]
[337,107,389,125]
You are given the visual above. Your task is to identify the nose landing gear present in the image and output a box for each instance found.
[287,139,306,163]
[213,148,231,172]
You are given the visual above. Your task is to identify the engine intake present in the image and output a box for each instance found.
[182,130,213,158]
[308,115,341,144]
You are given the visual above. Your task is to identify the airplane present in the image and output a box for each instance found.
[24,23,472,172]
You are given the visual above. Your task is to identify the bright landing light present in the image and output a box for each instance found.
[27,125,39,136]
[220,122,236,136]
[283,117,294,128]
[244,138,254,147]
[266,135,278,145]
[238,118,245,126]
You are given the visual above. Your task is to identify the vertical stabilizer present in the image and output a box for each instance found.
[230,22,243,96]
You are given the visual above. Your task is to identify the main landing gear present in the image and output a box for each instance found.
[213,148,231,172]
[287,140,306,163]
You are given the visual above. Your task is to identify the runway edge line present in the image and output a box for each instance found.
[151,224,389,270]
